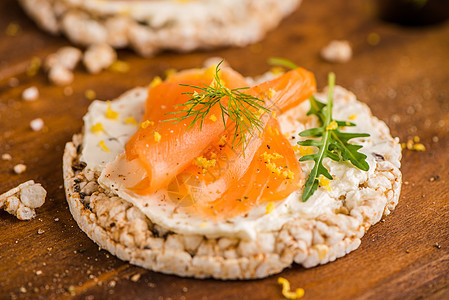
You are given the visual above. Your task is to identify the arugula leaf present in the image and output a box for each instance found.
[298,73,370,202]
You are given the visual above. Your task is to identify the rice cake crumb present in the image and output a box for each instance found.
[321,40,352,63]
[13,164,27,174]
[0,180,47,220]
[83,43,117,74]
[30,118,44,131]
[2,153,12,161]
[48,65,74,86]
[22,86,39,101]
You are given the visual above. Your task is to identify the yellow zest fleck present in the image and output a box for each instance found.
[270,67,284,75]
[26,57,41,77]
[402,138,426,152]
[85,89,96,100]
[98,140,110,152]
[266,202,275,214]
[140,120,154,128]
[349,114,357,120]
[293,145,314,156]
[149,76,162,88]
[90,122,104,134]
[210,152,217,159]
[260,152,283,162]
[326,120,338,131]
[257,108,265,117]
[108,60,130,73]
[164,68,177,79]
[124,117,138,126]
[318,175,331,192]
[209,114,217,122]
[194,156,216,173]
[204,64,218,79]
[105,101,119,120]
[267,88,277,99]
[154,132,161,143]
[6,22,20,36]
[218,135,227,146]
[267,125,273,135]
[282,170,295,180]
[199,222,208,228]
[413,143,426,151]
[367,32,381,46]
[275,128,280,136]
[278,277,304,300]
[271,110,277,119]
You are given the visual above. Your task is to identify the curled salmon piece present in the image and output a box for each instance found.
[125,66,248,194]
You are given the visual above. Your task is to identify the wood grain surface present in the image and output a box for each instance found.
[1,0,449,299]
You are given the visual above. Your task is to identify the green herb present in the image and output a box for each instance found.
[298,73,370,201]
[166,61,269,148]
[268,57,299,70]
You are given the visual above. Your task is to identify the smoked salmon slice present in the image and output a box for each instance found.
[124,65,316,219]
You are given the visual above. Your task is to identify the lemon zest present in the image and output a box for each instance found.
[326,120,338,131]
[84,89,96,100]
[194,156,216,173]
[278,277,304,300]
[349,114,357,120]
[149,76,162,88]
[318,175,331,191]
[98,140,110,152]
[105,101,119,120]
[154,132,161,143]
[124,117,138,126]
[265,202,275,214]
[90,122,104,134]
[141,120,154,128]
[209,114,217,122]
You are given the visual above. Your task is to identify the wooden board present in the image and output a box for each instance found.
[1,0,448,299]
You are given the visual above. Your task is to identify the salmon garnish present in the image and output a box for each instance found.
[123,65,316,219]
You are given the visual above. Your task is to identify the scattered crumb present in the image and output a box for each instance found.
[429,175,439,182]
[48,65,74,86]
[6,22,21,36]
[434,243,441,249]
[182,287,188,293]
[0,181,47,220]
[405,249,410,253]
[35,270,43,275]
[22,86,39,101]
[19,287,27,294]
[30,118,45,131]
[45,46,82,71]
[401,137,426,152]
[130,273,141,282]
[2,153,12,161]
[37,228,45,234]
[432,136,439,143]
[320,40,352,63]
[83,43,117,74]
[8,77,19,87]
[54,218,59,222]
[108,280,116,288]
[13,164,27,174]
[63,86,74,96]
[367,32,380,46]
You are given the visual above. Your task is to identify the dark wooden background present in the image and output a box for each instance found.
[1,0,448,299]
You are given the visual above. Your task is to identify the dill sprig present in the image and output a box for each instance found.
[298,73,370,201]
[166,61,270,148]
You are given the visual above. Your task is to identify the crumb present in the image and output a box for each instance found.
[429,175,439,182]
[54,218,59,221]
[63,86,73,96]
[83,43,117,74]
[35,270,43,275]
[405,249,410,253]
[13,164,27,174]
[19,287,27,294]
[2,153,12,161]
[320,40,352,63]
[432,136,439,143]
[8,77,19,87]
[30,118,44,131]
[108,280,116,288]
[22,86,39,101]
[108,60,130,73]
[434,243,441,249]
[182,287,188,293]
[130,274,141,282]
[37,228,45,234]
[48,65,74,86]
